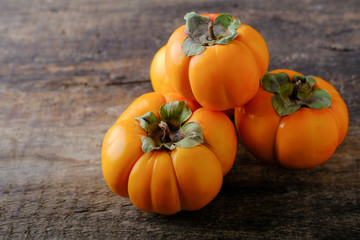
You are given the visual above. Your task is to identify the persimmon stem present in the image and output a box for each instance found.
[159,121,170,142]
[136,101,204,153]
[159,121,183,143]
[208,22,216,41]
[290,80,302,101]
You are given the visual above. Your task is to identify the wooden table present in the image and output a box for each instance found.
[1,0,359,239]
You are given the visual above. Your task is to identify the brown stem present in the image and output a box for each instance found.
[159,121,170,142]
[208,22,216,41]
[158,121,183,143]
[290,80,302,101]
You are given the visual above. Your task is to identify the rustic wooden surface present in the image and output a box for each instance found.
[1,0,359,239]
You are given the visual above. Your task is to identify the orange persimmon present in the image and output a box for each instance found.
[234,69,349,169]
[153,12,269,111]
[102,92,237,214]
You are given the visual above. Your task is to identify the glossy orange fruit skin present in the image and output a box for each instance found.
[234,69,349,169]
[161,13,269,111]
[102,92,237,214]
[150,44,233,117]
[150,45,176,94]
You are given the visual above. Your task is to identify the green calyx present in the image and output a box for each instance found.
[135,101,204,153]
[182,12,241,57]
[261,72,332,116]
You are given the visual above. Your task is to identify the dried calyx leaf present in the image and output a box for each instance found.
[182,12,241,57]
[261,72,332,116]
[135,101,204,153]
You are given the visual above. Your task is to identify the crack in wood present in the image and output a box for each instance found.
[319,43,358,52]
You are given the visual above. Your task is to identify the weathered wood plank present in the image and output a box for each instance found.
[0,0,359,239]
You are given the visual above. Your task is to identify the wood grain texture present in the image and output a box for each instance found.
[0,0,359,239]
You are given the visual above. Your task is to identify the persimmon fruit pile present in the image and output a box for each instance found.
[102,12,349,215]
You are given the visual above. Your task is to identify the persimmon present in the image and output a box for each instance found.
[102,92,237,214]
[234,69,349,169]
[150,12,269,111]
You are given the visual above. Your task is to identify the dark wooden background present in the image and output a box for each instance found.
[1,0,359,239]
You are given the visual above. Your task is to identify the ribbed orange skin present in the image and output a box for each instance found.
[163,13,269,111]
[234,69,349,169]
[102,92,237,214]
[150,46,205,112]
[150,44,234,117]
